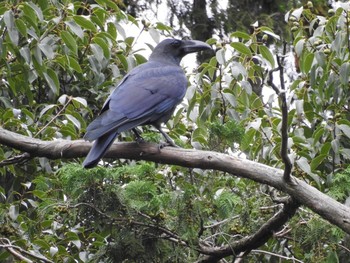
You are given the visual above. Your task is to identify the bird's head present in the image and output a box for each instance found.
[149,38,212,65]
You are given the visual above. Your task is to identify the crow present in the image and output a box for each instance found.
[83,38,211,168]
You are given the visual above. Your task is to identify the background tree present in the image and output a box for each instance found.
[1,0,350,262]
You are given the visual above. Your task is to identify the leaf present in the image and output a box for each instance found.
[39,104,56,118]
[68,56,82,73]
[230,31,251,40]
[73,16,97,32]
[20,47,31,64]
[216,49,225,64]
[259,45,275,68]
[61,31,78,54]
[310,154,327,171]
[231,62,247,79]
[331,139,340,154]
[15,19,27,37]
[65,20,84,39]
[65,114,81,130]
[26,2,44,21]
[44,69,60,95]
[4,10,19,45]
[50,246,58,257]
[230,42,252,56]
[149,28,160,43]
[338,124,350,139]
[241,128,256,151]
[339,62,350,85]
[222,92,237,107]
[259,26,281,40]
[9,205,19,220]
[296,157,320,185]
[291,6,304,20]
[294,37,305,57]
[90,43,104,62]
[93,36,110,59]
[72,97,87,107]
[302,52,314,74]
[320,142,332,155]
[38,43,55,60]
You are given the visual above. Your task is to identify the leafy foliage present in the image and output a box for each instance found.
[1,0,350,262]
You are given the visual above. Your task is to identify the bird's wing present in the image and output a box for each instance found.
[84,63,187,141]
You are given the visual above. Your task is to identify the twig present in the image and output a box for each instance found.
[204,216,239,229]
[251,249,304,263]
[34,96,73,138]
[267,43,293,183]
[0,152,31,167]
[0,238,54,263]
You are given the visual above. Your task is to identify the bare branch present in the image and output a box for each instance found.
[0,238,54,263]
[267,46,293,183]
[251,249,304,263]
[276,46,293,183]
[1,128,350,234]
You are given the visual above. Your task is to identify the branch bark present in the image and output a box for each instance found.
[1,127,350,234]
[198,197,299,262]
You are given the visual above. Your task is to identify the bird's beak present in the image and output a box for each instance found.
[181,40,212,54]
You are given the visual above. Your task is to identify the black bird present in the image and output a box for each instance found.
[83,38,211,168]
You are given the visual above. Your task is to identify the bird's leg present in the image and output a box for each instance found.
[132,128,145,143]
[156,126,179,148]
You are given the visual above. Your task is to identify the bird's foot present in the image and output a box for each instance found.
[158,140,180,152]
[135,136,145,144]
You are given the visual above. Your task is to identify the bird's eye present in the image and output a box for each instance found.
[171,40,182,48]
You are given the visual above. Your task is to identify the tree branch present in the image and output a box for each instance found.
[197,197,299,262]
[0,238,54,263]
[1,127,350,234]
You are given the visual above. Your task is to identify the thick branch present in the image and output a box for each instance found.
[198,197,299,262]
[1,127,350,234]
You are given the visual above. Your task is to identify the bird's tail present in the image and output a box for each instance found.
[83,132,118,168]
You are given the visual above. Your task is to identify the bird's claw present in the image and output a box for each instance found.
[158,140,180,152]
[135,136,145,144]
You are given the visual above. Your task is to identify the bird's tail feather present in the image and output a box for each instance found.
[83,132,118,168]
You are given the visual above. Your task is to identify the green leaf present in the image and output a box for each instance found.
[259,45,275,68]
[4,10,19,45]
[33,239,50,250]
[93,36,110,59]
[65,114,81,130]
[230,31,251,40]
[320,142,332,155]
[65,20,84,39]
[73,16,97,32]
[26,2,44,21]
[302,52,314,74]
[259,26,281,40]
[107,22,117,39]
[223,92,237,107]
[310,154,327,171]
[296,157,321,186]
[338,124,350,139]
[230,42,252,56]
[8,205,19,220]
[44,69,60,95]
[339,62,350,85]
[67,56,82,73]
[241,128,256,151]
[39,43,55,60]
[61,31,78,54]
[15,19,27,37]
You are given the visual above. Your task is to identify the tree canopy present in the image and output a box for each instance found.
[0,0,350,262]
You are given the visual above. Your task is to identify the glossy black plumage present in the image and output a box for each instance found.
[83,39,211,168]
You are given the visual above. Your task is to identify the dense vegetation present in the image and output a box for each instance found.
[0,0,350,262]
